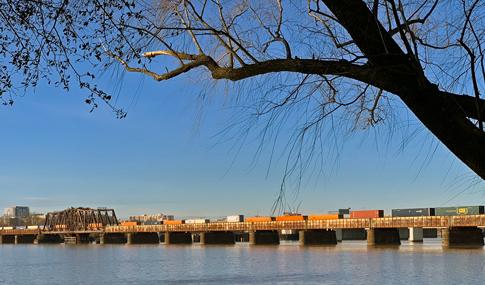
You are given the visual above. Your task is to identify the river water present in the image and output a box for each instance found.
[1,239,485,284]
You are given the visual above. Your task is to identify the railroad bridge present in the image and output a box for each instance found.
[2,208,485,246]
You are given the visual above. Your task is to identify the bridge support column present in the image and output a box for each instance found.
[409,228,423,242]
[367,228,401,245]
[14,235,18,244]
[0,235,2,244]
[398,228,409,240]
[126,233,159,244]
[164,232,192,244]
[334,229,343,242]
[249,231,279,245]
[442,227,484,247]
[200,232,235,245]
[299,230,337,246]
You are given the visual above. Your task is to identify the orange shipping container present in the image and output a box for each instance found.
[307,214,343,220]
[245,217,275,222]
[163,220,184,225]
[121,222,138,226]
[88,223,103,228]
[275,215,306,221]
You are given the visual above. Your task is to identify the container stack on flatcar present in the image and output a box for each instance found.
[227,215,244,222]
[184,219,210,224]
[435,206,484,216]
[391,208,435,217]
[307,214,343,220]
[350,210,384,218]
[275,215,306,221]
[246,217,275,222]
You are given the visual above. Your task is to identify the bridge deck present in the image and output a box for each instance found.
[3,215,485,235]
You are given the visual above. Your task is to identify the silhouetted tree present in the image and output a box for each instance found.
[2,1,485,190]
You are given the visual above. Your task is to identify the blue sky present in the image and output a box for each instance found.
[1,70,484,220]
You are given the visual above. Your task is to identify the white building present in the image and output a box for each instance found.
[4,206,30,218]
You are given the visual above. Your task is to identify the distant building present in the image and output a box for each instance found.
[129,213,174,222]
[4,206,30,218]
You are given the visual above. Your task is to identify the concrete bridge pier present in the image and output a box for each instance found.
[398,228,409,240]
[249,230,280,245]
[200,232,235,245]
[299,230,337,246]
[409,228,424,242]
[164,232,193,244]
[334,229,343,242]
[367,228,401,245]
[126,233,159,244]
[442,227,484,247]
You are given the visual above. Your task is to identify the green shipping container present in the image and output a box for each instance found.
[435,206,484,216]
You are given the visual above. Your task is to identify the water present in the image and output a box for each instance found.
[1,239,485,284]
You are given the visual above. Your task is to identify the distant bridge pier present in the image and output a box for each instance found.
[99,233,127,244]
[200,232,235,245]
[398,228,409,240]
[442,227,484,247]
[164,232,192,244]
[409,228,423,242]
[334,229,342,242]
[249,230,280,245]
[126,233,159,244]
[299,230,337,246]
[367,228,401,245]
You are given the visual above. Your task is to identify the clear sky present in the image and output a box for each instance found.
[1,69,484,220]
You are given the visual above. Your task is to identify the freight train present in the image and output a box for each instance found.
[2,206,483,230]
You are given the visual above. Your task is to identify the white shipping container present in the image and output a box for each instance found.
[194,219,210,224]
[3,226,13,230]
[27,226,39,229]
[227,215,244,222]
[184,219,196,224]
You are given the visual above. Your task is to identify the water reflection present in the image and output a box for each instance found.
[1,240,485,284]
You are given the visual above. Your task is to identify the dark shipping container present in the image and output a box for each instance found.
[435,206,484,216]
[350,210,384,219]
[391,208,435,217]
[143,221,161,225]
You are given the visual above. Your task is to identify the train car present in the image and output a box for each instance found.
[350,210,384,219]
[2,226,14,230]
[54,224,66,229]
[184,219,210,224]
[275,215,307,221]
[120,221,138,226]
[307,214,343,220]
[143,221,161,225]
[162,220,185,225]
[16,226,27,229]
[27,226,39,229]
[245,217,275,222]
[88,223,103,228]
[227,215,244,222]
[391,208,435,217]
[435,206,484,216]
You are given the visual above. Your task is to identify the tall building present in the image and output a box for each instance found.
[4,206,30,218]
